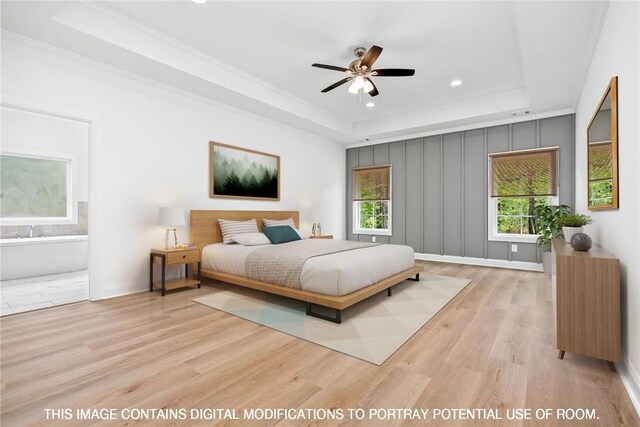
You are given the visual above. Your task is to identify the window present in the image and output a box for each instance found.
[488,147,559,242]
[353,165,392,235]
[0,150,76,226]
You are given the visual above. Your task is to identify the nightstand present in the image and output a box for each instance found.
[309,235,333,239]
[150,248,201,296]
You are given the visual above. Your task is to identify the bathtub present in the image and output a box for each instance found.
[0,235,88,281]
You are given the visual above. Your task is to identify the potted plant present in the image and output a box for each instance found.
[558,213,592,243]
[533,203,570,276]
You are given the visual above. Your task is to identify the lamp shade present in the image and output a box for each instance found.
[157,207,185,226]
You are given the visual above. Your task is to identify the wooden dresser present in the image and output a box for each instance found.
[551,239,620,370]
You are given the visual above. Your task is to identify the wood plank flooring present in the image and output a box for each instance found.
[1,261,638,426]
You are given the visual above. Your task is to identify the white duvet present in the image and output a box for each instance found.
[201,240,415,296]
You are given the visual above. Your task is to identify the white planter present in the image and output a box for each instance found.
[562,226,583,243]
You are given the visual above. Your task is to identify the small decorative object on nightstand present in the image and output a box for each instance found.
[150,247,201,296]
[309,234,333,240]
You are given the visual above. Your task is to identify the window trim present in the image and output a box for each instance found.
[352,164,392,236]
[487,148,560,243]
[0,148,78,226]
[353,200,392,236]
[488,195,559,243]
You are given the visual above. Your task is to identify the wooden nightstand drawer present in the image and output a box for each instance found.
[309,235,333,239]
[166,250,200,265]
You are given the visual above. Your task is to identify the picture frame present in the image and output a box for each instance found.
[209,141,280,200]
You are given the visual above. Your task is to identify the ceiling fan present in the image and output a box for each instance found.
[312,45,415,97]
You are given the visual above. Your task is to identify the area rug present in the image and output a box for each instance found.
[193,274,471,365]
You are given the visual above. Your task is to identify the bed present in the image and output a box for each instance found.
[190,210,423,323]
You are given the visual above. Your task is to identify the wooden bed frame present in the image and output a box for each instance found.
[190,210,423,323]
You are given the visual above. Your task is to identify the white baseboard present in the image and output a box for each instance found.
[618,353,640,417]
[414,253,543,272]
[101,281,148,299]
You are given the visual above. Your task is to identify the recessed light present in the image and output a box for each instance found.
[366,102,375,108]
[450,79,462,87]
[192,0,207,4]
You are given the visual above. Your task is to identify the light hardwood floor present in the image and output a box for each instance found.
[1,261,638,426]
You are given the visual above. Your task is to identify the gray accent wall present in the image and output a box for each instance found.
[346,114,576,264]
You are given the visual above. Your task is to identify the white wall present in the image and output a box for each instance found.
[1,34,346,297]
[575,1,640,413]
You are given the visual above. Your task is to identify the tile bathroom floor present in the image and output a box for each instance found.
[0,270,88,316]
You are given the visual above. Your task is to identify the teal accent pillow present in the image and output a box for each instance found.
[263,225,301,244]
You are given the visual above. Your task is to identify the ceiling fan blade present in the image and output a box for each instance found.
[312,63,350,72]
[365,77,379,97]
[371,68,415,77]
[321,77,353,93]
[360,45,383,70]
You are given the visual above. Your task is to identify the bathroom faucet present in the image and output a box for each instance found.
[28,225,34,238]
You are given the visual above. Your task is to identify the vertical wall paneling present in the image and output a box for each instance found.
[389,141,406,245]
[373,143,388,166]
[540,115,574,207]
[442,133,463,256]
[358,146,373,167]
[372,143,389,244]
[423,136,442,254]
[508,124,513,261]
[356,146,373,242]
[484,128,489,259]
[464,129,486,258]
[405,139,424,252]
[486,125,510,260]
[440,135,444,254]
[461,132,465,257]
[511,120,540,263]
[513,121,537,151]
[535,120,542,263]
[346,148,358,241]
[345,115,575,264]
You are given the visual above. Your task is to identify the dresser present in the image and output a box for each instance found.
[551,239,620,370]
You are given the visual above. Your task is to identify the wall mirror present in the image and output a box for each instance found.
[587,76,618,210]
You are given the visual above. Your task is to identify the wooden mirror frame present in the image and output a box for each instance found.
[587,76,618,210]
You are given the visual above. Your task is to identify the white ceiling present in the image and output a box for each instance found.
[1,1,608,143]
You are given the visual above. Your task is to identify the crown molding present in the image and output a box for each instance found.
[1,30,341,147]
[346,108,575,148]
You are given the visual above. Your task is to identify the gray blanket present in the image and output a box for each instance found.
[245,239,378,289]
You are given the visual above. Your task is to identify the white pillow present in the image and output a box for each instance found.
[232,232,271,246]
[262,218,306,239]
[218,219,259,244]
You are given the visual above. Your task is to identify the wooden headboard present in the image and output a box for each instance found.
[190,210,300,249]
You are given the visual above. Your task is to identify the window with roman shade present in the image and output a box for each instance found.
[490,147,558,198]
[352,165,392,235]
[488,147,559,241]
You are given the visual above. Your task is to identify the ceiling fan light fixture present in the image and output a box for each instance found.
[450,79,463,87]
[363,79,374,94]
[192,0,207,3]
[366,102,375,108]
[313,45,415,97]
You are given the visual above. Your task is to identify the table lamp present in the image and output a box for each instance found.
[311,221,322,237]
[157,207,185,249]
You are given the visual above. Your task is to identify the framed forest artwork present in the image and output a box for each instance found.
[209,142,280,200]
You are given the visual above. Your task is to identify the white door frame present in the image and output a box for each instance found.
[2,95,104,301]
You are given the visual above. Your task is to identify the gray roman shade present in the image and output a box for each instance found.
[490,148,558,198]
[352,165,391,201]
